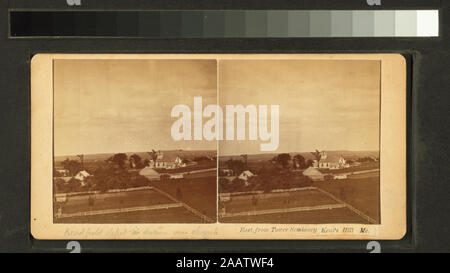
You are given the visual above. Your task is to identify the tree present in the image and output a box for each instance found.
[143,158,150,167]
[107,153,128,168]
[305,159,314,168]
[129,154,142,169]
[226,159,246,175]
[274,153,291,169]
[61,158,82,176]
[148,150,158,162]
[357,156,376,163]
[240,154,248,169]
[85,162,149,192]
[219,178,232,192]
[76,154,85,169]
[293,154,306,169]
[182,158,191,164]
[53,168,62,177]
[193,156,210,162]
[54,178,67,193]
[311,149,322,162]
[66,177,82,192]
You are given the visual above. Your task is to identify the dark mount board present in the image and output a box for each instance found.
[0,0,448,252]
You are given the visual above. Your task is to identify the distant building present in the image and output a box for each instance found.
[238,170,255,181]
[74,170,90,181]
[55,169,69,177]
[148,151,186,169]
[303,167,325,181]
[169,174,184,179]
[221,169,234,176]
[333,174,348,180]
[54,194,67,203]
[313,151,349,169]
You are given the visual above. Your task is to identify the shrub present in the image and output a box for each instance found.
[324,174,334,181]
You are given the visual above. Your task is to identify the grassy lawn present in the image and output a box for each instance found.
[219,173,380,224]
[221,207,370,224]
[150,175,217,221]
[313,175,380,223]
[55,206,206,223]
[184,169,217,179]
[56,189,175,214]
[220,189,338,214]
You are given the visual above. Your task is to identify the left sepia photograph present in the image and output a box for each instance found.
[52,59,218,223]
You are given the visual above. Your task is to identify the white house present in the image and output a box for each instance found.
[169,174,184,179]
[74,170,91,181]
[333,174,348,180]
[238,170,255,181]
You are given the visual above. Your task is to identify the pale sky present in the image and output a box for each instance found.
[54,59,217,156]
[54,58,380,157]
[218,59,380,155]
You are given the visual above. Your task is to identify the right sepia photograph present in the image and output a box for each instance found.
[218,59,381,224]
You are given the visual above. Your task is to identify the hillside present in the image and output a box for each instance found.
[219,150,379,167]
[54,150,217,167]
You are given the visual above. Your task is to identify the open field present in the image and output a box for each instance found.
[54,188,208,223]
[313,174,380,223]
[221,189,339,214]
[54,149,217,223]
[220,170,379,224]
[183,169,217,179]
[218,149,380,224]
[56,189,174,214]
[55,206,206,223]
[150,176,217,221]
[347,171,379,179]
[221,207,371,224]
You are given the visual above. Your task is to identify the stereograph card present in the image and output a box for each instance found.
[30,54,406,240]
